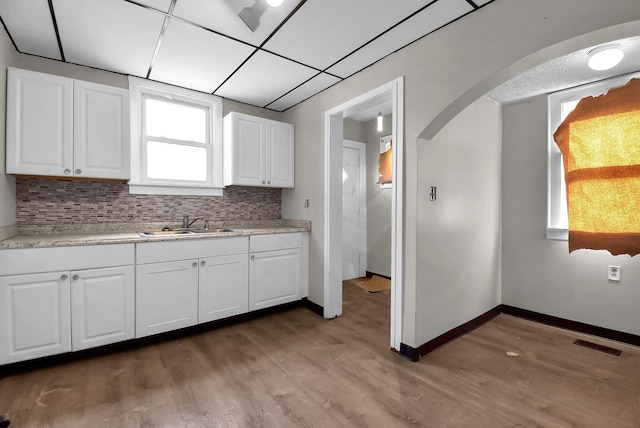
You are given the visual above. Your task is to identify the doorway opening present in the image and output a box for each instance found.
[324,78,404,351]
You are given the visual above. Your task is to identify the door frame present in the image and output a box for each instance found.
[342,139,367,279]
[324,77,404,351]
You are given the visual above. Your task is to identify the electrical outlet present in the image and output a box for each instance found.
[608,265,621,282]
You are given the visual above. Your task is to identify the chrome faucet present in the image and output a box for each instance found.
[182,216,202,229]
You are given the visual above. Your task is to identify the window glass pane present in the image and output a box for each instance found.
[145,98,207,143]
[147,141,207,181]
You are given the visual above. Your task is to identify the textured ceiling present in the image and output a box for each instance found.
[0,0,493,112]
[488,36,640,105]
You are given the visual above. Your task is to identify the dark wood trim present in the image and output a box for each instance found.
[365,271,391,280]
[302,297,324,316]
[501,305,640,347]
[399,305,502,362]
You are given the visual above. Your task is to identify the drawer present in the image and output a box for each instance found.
[249,233,302,253]
[136,236,248,264]
[0,244,135,276]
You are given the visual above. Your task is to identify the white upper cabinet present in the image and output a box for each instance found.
[6,68,74,177]
[6,67,130,180]
[73,80,130,179]
[224,112,294,188]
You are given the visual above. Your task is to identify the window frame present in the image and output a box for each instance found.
[128,76,223,196]
[547,71,640,240]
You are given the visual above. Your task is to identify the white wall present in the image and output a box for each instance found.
[281,0,640,347]
[415,96,502,345]
[502,95,640,335]
[0,28,18,227]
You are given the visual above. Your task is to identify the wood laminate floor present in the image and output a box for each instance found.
[1,282,639,427]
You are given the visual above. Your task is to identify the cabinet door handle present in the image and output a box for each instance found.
[262,180,266,184]
[267,181,271,185]
[75,169,82,175]
[72,274,79,281]
[192,262,197,268]
[60,274,68,280]
[201,261,205,267]
[251,255,255,261]
[63,169,71,175]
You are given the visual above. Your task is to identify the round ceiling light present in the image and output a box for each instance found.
[265,0,284,7]
[587,46,624,71]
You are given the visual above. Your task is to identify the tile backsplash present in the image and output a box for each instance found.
[16,178,281,224]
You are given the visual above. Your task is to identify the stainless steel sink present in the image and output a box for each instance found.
[137,230,194,237]
[137,228,236,237]
[189,228,235,233]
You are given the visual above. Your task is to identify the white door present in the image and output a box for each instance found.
[71,265,134,351]
[0,271,72,364]
[5,68,74,176]
[342,140,366,280]
[249,248,301,311]
[199,254,249,323]
[267,120,295,188]
[74,80,130,180]
[235,113,266,185]
[136,259,199,338]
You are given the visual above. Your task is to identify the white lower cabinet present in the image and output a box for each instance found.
[135,259,199,338]
[199,254,248,323]
[0,271,72,364]
[0,244,135,365]
[71,266,135,351]
[135,237,249,338]
[249,233,308,311]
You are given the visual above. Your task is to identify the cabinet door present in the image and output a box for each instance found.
[70,265,134,351]
[249,248,301,311]
[266,120,294,188]
[199,254,249,323]
[0,271,71,364]
[74,80,130,179]
[6,68,73,176]
[136,259,199,338]
[226,113,266,186]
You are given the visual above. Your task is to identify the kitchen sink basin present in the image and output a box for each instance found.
[189,228,235,233]
[137,230,194,237]
[137,228,236,237]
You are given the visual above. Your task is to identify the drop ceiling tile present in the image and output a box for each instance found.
[0,0,61,59]
[215,50,317,107]
[473,0,494,6]
[53,0,165,76]
[150,19,255,93]
[267,72,340,111]
[131,0,174,13]
[172,0,305,47]
[327,0,473,78]
[263,0,434,70]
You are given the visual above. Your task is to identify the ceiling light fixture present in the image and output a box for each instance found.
[377,112,383,132]
[239,0,280,32]
[587,45,624,71]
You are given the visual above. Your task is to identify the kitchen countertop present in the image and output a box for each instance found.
[0,219,311,250]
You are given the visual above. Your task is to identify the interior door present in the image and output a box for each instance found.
[342,140,366,280]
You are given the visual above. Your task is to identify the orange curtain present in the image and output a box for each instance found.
[377,144,392,185]
[553,78,640,256]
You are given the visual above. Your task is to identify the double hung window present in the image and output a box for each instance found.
[547,71,640,240]
[129,77,223,195]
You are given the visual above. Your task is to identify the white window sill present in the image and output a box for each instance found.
[128,183,223,196]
